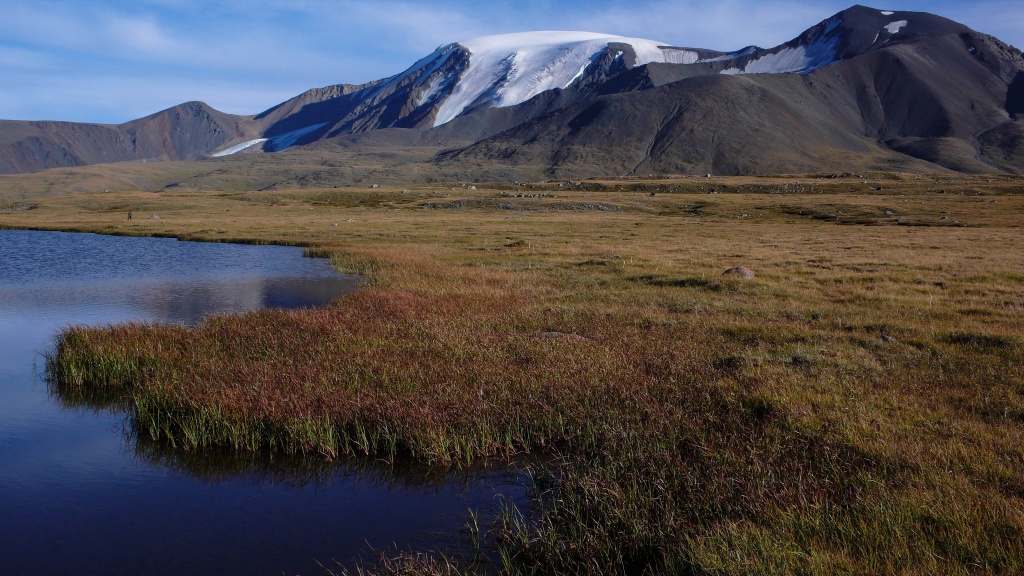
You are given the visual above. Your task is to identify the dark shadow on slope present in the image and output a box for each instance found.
[1008,72,1024,117]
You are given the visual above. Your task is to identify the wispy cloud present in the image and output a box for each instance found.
[2,68,301,122]
[555,0,850,50]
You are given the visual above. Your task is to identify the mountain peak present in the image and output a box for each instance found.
[830,4,971,36]
[713,4,973,76]
[433,32,702,126]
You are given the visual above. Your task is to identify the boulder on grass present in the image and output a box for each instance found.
[723,266,755,280]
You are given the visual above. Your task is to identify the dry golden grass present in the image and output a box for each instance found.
[9,172,1024,574]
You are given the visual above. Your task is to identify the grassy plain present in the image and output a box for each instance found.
[6,172,1024,574]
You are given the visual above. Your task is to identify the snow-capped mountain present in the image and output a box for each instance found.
[218,5,985,154]
[0,5,1022,176]
[237,31,713,145]
[426,32,702,126]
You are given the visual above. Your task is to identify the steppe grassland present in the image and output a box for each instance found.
[12,175,1024,574]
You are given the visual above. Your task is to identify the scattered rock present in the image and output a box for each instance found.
[882,334,897,343]
[371,184,380,189]
[533,331,591,342]
[2,203,37,212]
[149,214,161,220]
[723,266,755,280]
[332,222,338,227]
[714,356,747,370]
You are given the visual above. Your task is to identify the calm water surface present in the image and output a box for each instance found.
[0,230,524,575]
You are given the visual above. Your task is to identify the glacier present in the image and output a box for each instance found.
[432,32,700,126]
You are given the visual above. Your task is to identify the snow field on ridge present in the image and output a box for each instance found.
[433,31,699,126]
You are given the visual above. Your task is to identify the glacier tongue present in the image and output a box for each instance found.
[432,31,699,127]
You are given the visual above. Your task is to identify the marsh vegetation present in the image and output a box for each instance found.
[16,173,1024,574]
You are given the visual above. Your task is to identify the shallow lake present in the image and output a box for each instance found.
[0,230,524,575]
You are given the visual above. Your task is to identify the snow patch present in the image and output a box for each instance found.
[212,138,267,157]
[565,62,591,88]
[881,11,894,16]
[658,48,701,65]
[432,31,700,126]
[741,46,816,74]
[413,47,459,107]
[265,123,329,151]
[885,20,908,34]
[702,46,758,63]
[418,73,451,108]
[361,44,459,107]
[717,17,841,75]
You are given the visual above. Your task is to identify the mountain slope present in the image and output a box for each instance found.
[0,5,1021,177]
[0,102,246,174]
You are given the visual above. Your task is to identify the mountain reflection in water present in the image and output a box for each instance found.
[0,230,529,576]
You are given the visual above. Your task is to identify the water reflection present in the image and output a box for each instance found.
[54,379,525,497]
[4,275,361,325]
[0,230,528,576]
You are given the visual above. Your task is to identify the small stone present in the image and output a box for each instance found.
[332,222,338,227]
[882,334,897,343]
[149,214,160,220]
[533,331,591,342]
[723,266,755,280]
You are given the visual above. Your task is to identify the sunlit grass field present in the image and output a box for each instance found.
[7,172,1024,574]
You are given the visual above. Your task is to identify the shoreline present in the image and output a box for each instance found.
[13,175,1024,574]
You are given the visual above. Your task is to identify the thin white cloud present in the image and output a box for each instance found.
[100,14,180,56]
[536,0,848,51]
[0,46,57,70]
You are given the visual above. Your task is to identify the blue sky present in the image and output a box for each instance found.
[2,0,1022,124]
